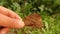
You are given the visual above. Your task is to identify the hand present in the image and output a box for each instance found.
[0,6,25,34]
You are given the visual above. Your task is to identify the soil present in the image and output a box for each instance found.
[23,13,43,28]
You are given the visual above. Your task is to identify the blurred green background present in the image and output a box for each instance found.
[0,0,60,34]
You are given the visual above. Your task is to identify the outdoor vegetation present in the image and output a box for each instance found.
[0,0,60,34]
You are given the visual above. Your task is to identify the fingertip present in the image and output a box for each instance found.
[14,19,25,28]
[9,19,25,29]
[17,20,25,28]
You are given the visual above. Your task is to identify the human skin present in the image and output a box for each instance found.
[0,6,25,34]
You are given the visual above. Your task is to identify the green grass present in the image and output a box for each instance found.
[9,13,60,34]
[0,0,60,34]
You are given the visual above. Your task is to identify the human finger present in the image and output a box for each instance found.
[0,13,24,28]
[0,6,21,20]
[0,28,10,34]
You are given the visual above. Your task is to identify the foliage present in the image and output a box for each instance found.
[0,0,60,34]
